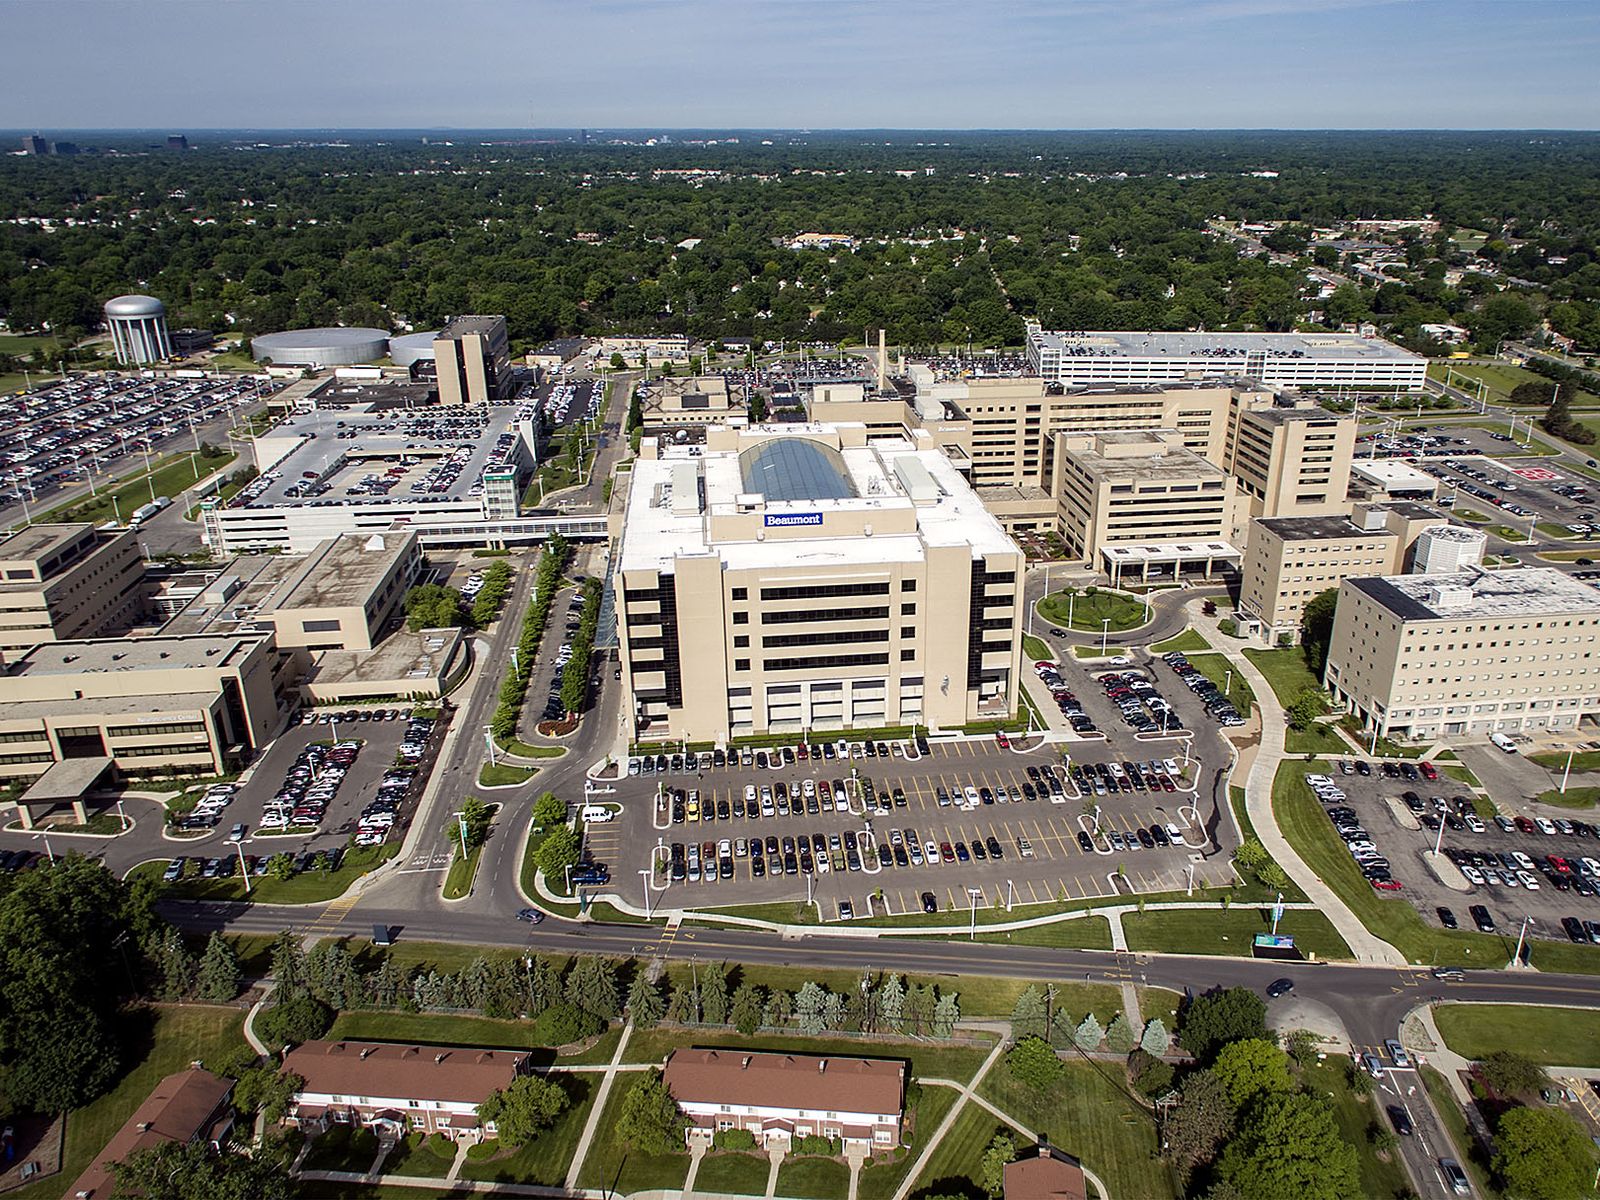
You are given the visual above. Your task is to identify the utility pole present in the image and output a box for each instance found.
[1562,745,1576,794]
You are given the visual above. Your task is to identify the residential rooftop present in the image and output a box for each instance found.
[66,1068,233,1200]
[284,1040,527,1106]
[1347,567,1600,622]
[663,1048,904,1116]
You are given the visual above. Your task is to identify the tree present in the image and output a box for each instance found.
[268,929,306,999]
[404,583,464,630]
[1178,987,1270,1062]
[795,981,830,1035]
[195,933,242,1002]
[1104,1012,1137,1055]
[256,994,333,1050]
[1233,837,1269,876]
[1164,1069,1234,1179]
[232,1067,302,1125]
[616,1070,687,1154]
[626,971,664,1029]
[479,1075,571,1146]
[1542,388,1598,445]
[155,927,196,1000]
[1212,1039,1294,1111]
[1283,1028,1320,1068]
[699,961,730,1026]
[932,992,960,1038]
[731,983,764,1035]
[447,795,493,854]
[1300,589,1340,676]
[879,974,906,1034]
[1140,1017,1169,1056]
[112,1140,291,1199]
[1010,985,1047,1040]
[1492,1105,1598,1200]
[1510,380,1557,405]
[1075,1013,1104,1050]
[1128,1048,1175,1098]
[1006,1036,1063,1088]
[536,824,581,883]
[979,1131,1018,1197]
[564,956,619,1021]
[611,352,627,370]
[1217,1091,1361,1200]
[532,792,566,827]
[1477,1050,1548,1097]
[1286,688,1328,731]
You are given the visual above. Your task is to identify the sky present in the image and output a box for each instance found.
[7,0,1600,131]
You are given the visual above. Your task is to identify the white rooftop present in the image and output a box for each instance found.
[1029,328,1424,363]
[1348,567,1600,622]
[620,425,1017,573]
[1351,459,1438,488]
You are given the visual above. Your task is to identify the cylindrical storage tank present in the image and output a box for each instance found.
[105,294,172,365]
[250,327,389,368]
[388,330,440,368]
[1414,524,1487,574]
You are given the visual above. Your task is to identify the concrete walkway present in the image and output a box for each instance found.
[563,1020,637,1190]
[1189,607,1407,967]
[680,1141,707,1198]
[447,1135,472,1181]
[243,980,275,1055]
[844,1143,868,1200]
[889,1039,1007,1200]
[763,1148,783,1199]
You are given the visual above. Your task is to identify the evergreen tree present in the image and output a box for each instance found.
[730,983,764,1035]
[268,929,305,999]
[699,962,729,1026]
[528,956,562,1016]
[1104,1012,1138,1055]
[667,981,699,1025]
[932,992,960,1038]
[627,971,664,1029]
[879,974,906,1034]
[366,956,402,1010]
[1140,1017,1170,1057]
[564,956,619,1021]
[1075,1013,1104,1051]
[1011,985,1047,1040]
[195,933,242,1003]
[156,928,196,1001]
[795,982,829,1035]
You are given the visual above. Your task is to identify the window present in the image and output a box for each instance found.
[902,580,917,592]
[731,587,747,600]
[733,611,749,625]
[734,658,750,672]
[734,635,749,648]
[901,649,916,661]
[301,618,341,633]
[901,603,916,615]
[901,626,916,638]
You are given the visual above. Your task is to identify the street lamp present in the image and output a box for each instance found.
[1512,915,1535,967]
[484,725,498,768]
[639,867,655,918]
[967,886,983,941]
[1562,745,1577,794]
[237,841,253,893]
[1100,618,1111,656]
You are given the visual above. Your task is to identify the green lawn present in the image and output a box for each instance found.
[1537,787,1600,808]
[1429,360,1600,407]
[0,333,61,356]
[381,1131,458,1179]
[9,1005,248,1200]
[1538,521,1578,539]
[1456,508,1491,523]
[857,1084,959,1200]
[775,1153,852,1200]
[1037,589,1148,633]
[980,1061,1173,1200]
[1022,633,1054,662]
[479,762,539,786]
[495,737,566,758]
[1151,629,1210,654]
[457,1072,596,1186]
[1241,647,1323,708]
[1122,906,1354,960]
[574,1071,691,1193]
[1422,1065,1503,1200]
[971,915,1114,949]
[1271,760,1600,971]
[131,843,397,903]
[693,1150,773,1196]
[1302,1061,1412,1200]
[912,1102,1017,1196]
[1183,653,1256,715]
[1285,721,1352,756]
[1433,1004,1600,1067]
[442,843,484,900]
[1530,749,1600,773]
[42,447,236,526]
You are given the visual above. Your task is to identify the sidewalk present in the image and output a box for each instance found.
[1188,606,1407,967]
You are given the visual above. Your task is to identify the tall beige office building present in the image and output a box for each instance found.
[617,424,1023,743]
[1323,567,1600,741]
[434,315,511,405]
[1237,503,1441,644]
[0,523,145,653]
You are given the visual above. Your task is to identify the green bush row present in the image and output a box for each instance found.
[490,535,570,741]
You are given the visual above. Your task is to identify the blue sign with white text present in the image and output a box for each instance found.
[764,512,823,528]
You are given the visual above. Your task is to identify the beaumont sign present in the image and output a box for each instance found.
[764,512,823,528]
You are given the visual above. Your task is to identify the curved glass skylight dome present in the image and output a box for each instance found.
[738,438,858,501]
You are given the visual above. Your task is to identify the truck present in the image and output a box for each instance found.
[128,495,172,527]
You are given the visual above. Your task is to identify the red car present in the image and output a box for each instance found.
[1419,761,1438,781]
[996,731,1010,749]
[1371,879,1404,891]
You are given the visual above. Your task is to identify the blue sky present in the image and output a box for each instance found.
[8,0,1600,130]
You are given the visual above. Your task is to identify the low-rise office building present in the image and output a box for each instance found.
[618,424,1023,743]
[0,632,293,788]
[261,530,422,652]
[1237,503,1439,644]
[0,523,144,654]
[1053,430,1243,581]
[1323,567,1600,741]
[283,1041,529,1142]
[591,334,691,367]
[663,1048,905,1151]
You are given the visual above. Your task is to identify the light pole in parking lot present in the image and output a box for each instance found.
[1100,618,1111,656]
[237,841,252,894]
[967,887,982,940]
[1432,811,1447,858]
[639,867,655,918]
[483,726,498,768]
[1512,915,1535,967]
[1186,863,1195,896]
[1561,745,1577,794]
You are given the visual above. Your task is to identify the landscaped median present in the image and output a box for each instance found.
[1036,586,1149,634]
[442,799,497,900]
[1272,758,1600,972]
[1432,1003,1600,1067]
[129,843,397,903]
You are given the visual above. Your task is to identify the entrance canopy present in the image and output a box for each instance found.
[15,756,114,829]
[1101,540,1240,586]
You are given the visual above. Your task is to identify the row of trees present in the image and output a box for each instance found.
[489,534,570,742]
[557,575,602,719]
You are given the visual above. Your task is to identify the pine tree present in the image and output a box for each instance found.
[822,991,847,1033]
[730,983,764,1035]
[932,992,960,1038]
[1010,985,1047,1040]
[564,956,619,1021]
[879,974,906,1034]
[1075,1013,1104,1051]
[195,933,241,1003]
[699,962,729,1026]
[269,929,305,999]
[528,956,561,1016]
[1104,1012,1138,1055]
[904,983,934,1036]
[795,982,829,1035]
[627,972,664,1029]
[366,957,402,1010]
[157,928,196,1001]
[667,981,699,1025]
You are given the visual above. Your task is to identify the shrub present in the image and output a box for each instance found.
[713,1128,758,1151]
[792,1134,841,1156]
[528,1001,602,1047]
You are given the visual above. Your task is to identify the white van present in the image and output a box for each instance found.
[1489,732,1518,753]
[581,805,615,823]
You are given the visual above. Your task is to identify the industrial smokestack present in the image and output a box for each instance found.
[877,328,887,390]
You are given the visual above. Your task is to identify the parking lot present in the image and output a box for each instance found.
[1297,758,1600,946]
[164,708,439,878]
[1,371,276,509]
[600,732,1232,920]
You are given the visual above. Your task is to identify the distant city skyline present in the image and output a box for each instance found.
[8,0,1600,131]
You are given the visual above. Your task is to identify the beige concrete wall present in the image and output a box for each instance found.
[1238,523,1399,643]
[0,528,144,653]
